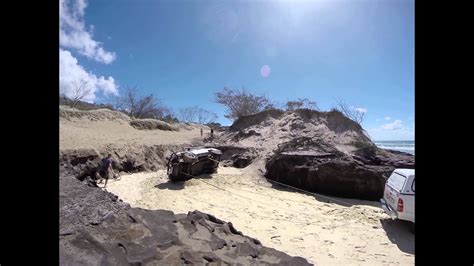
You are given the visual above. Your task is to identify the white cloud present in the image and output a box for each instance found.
[367,119,414,140]
[354,107,367,114]
[60,0,116,64]
[59,0,118,104]
[60,49,118,102]
[385,116,391,120]
[368,119,414,140]
[381,119,403,130]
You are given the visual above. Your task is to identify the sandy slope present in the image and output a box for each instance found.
[106,163,414,265]
[60,119,209,150]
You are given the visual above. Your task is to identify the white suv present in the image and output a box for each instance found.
[380,169,415,229]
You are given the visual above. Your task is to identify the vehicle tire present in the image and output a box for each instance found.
[183,152,197,163]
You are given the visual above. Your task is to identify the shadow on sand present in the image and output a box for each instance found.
[380,218,415,254]
[155,173,214,190]
[155,181,185,190]
[193,173,213,180]
[268,182,380,208]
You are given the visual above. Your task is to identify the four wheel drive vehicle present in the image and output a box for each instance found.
[380,169,415,227]
[166,148,222,182]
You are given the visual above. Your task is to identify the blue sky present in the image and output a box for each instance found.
[59,0,414,140]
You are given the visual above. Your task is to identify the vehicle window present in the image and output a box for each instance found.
[387,172,406,191]
[411,178,415,192]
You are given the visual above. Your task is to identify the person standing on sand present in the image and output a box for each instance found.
[98,154,116,188]
[200,128,203,137]
[210,127,214,138]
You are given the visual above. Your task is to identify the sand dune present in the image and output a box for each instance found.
[59,106,209,150]
[106,163,414,265]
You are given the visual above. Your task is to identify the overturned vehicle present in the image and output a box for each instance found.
[166,148,222,181]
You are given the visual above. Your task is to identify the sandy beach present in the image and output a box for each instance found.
[60,107,414,265]
[106,162,414,265]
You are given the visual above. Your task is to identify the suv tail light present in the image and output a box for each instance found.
[397,198,404,212]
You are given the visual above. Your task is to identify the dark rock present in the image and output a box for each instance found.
[290,121,306,130]
[266,150,414,201]
[202,254,220,263]
[231,153,255,168]
[60,161,313,265]
[180,250,204,264]
[60,144,184,184]
[252,237,262,245]
[236,242,259,258]
[228,222,243,236]
[205,145,257,168]
[215,146,251,161]
[207,213,225,224]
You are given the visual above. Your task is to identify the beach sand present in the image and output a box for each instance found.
[106,162,414,265]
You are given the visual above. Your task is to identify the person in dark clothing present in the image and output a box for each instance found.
[98,154,116,188]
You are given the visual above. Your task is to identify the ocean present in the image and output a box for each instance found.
[373,140,415,155]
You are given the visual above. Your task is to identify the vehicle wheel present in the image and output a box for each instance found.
[183,152,197,163]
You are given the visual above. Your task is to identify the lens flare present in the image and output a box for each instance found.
[260,65,271,77]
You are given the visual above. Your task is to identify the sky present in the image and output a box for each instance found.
[59,0,414,141]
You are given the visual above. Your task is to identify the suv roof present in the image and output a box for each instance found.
[394,168,415,177]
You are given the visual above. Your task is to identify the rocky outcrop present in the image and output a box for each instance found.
[60,172,312,265]
[265,140,414,200]
[208,145,259,168]
[59,144,185,182]
[230,152,256,168]
[58,141,258,184]
[219,108,415,201]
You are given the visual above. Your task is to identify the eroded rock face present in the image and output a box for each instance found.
[59,173,312,265]
[265,150,414,201]
[231,152,256,168]
[59,144,184,182]
[208,145,258,168]
[217,109,415,201]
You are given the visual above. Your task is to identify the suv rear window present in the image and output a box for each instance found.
[387,172,406,191]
